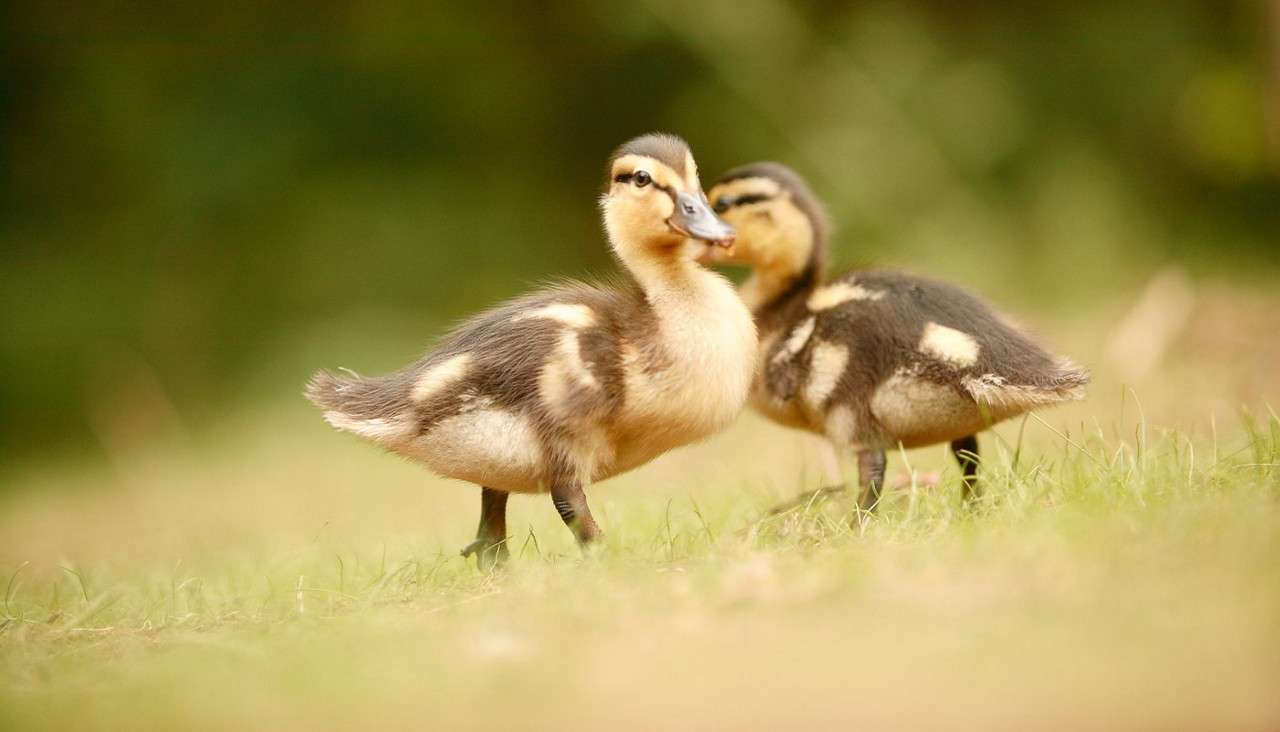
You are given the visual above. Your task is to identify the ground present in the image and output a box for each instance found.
[2,300,1279,730]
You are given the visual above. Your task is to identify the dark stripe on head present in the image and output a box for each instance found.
[712,192,774,213]
[612,170,680,206]
[714,161,829,245]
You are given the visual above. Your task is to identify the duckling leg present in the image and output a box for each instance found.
[460,487,510,570]
[551,481,601,547]
[950,435,981,500]
[856,448,887,511]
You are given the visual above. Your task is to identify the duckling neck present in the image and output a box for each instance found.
[612,240,757,457]
[624,250,756,353]
[620,246,694,299]
[615,240,756,361]
[611,240,721,305]
[741,260,821,316]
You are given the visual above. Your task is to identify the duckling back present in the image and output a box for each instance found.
[308,271,761,486]
[761,269,1088,448]
[306,286,626,492]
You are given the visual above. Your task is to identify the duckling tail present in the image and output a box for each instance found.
[1050,360,1092,398]
[963,359,1090,411]
[305,369,413,443]
[305,370,347,410]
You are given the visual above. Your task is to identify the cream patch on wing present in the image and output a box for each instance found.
[411,353,472,402]
[411,408,543,492]
[806,281,884,311]
[513,303,597,329]
[772,316,816,364]
[539,331,599,415]
[804,341,848,409]
[918,322,980,368]
[558,331,599,389]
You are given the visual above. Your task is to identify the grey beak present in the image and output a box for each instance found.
[670,191,736,247]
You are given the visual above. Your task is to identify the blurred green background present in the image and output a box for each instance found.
[3,1,1278,469]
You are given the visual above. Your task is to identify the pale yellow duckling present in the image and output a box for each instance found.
[307,134,756,567]
[706,162,1088,510]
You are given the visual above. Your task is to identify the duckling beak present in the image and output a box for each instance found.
[669,191,737,247]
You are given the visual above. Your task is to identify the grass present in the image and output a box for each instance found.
[1,396,1278,730]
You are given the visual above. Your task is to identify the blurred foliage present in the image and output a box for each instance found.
[2,1,1278,463]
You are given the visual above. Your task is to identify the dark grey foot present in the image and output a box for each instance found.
[950,435,980,501]
[856,449,887,512]
[768,484,847,515]
[464,487,510,571]
[460,537,509,571]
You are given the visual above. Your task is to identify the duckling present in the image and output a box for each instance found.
[704,162,1088,510]
[306,134,755,568]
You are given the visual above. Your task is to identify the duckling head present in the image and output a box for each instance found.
[704,162,829,282]
[601,133,735,265]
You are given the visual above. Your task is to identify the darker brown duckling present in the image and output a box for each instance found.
[705,162,1089,510]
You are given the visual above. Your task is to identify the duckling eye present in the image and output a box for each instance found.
[633,170,651,187]
[713,197,732,214]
